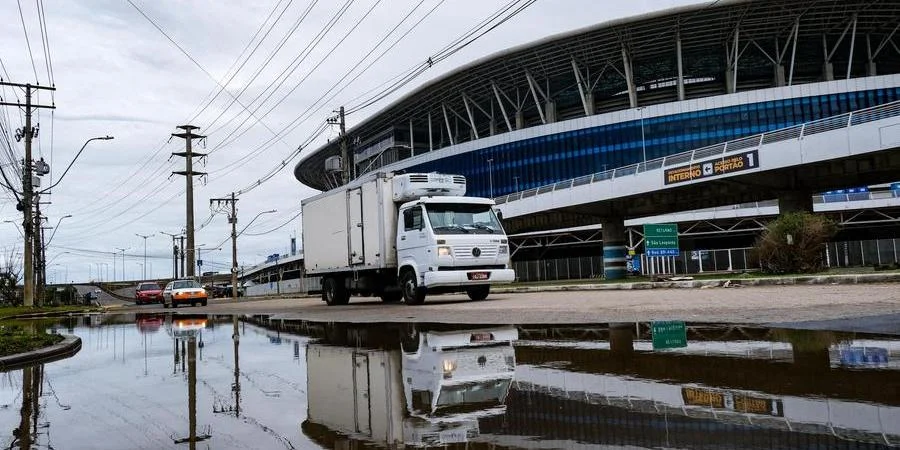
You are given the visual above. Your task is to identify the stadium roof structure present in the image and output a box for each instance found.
[296,0,900,191]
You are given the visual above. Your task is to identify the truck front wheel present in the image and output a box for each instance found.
[323,277,350,306]
[466,285,490,301]
[401,271,426,305]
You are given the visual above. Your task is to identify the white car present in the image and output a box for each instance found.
[162,279,208,308]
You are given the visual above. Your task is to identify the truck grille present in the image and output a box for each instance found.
[453,245,498,260]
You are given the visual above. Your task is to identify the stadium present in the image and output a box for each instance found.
[290,0,900,282]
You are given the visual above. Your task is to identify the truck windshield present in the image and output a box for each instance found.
[435,379,511,410]
[426,203,502,235]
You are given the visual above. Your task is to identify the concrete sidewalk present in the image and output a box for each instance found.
[493,272,900,293]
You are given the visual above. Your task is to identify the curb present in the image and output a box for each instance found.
[492,273,900,293]
[0,334,82,372]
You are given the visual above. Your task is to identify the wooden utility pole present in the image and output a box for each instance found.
[0,81,56,307]
[171,125,206,278]
[327,107,350,184]
[210,193,239,298]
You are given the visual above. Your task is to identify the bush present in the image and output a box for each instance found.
[753,212,837,274]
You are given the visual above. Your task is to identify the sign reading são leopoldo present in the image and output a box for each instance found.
[664,150,759,185]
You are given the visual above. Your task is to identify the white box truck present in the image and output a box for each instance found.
[302,325,517,447]
[302,172,515,305]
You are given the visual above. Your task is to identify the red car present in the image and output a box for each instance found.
[135,282,163,304]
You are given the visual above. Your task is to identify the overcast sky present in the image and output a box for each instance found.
[0,0,701,284]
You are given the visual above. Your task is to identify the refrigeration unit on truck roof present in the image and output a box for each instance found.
[392,173,466,203]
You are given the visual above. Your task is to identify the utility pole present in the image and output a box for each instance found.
[160,232,182,279]
[0,81,56,307]
[210,193,239,298]
[33,196,44,306]
[179,235,186,278]
[135,233,153,280]
[327,107,350,184]
[171,125,206,279]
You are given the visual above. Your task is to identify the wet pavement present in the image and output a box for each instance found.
[2,315,900,449]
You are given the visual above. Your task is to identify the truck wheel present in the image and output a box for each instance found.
[380,291,402,303]
[467,285,490,301]
[323,277,350,306]
[401,271,426,305]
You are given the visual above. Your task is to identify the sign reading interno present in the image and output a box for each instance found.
[664,150,759,185]
[644,223,679,257]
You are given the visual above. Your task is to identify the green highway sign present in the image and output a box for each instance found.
[644,223,680,257]
[651,320,688,349]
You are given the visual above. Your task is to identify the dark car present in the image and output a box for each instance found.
[135,282,163,305]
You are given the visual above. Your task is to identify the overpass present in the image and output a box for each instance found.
[495,101,900,278]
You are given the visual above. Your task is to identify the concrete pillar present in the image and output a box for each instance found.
[823,62,834,81]
[774,64,786,87]
[544,100,557,123]
[515,110,525,130]
[725,69,735,94]
[866,61,877,76]
[609,323,635,357]
[602,218,627,280]
[778,190,813,213]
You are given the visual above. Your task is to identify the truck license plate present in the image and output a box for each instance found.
[468,272,489,280]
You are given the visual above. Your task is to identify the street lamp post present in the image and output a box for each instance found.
[487,158,494,198]
[637,107,647,164]
[135,233,154,280]
[115,247,128,281]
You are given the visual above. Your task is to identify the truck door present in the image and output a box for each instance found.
[347,188,365,265]
[397,205,429,265]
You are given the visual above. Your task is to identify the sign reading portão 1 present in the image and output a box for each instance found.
[644,223,679,257]
[664,149,759,185]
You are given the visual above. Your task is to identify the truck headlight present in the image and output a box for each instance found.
[442,359,457,373]
[437,245,452,256]
[498,245,509,255]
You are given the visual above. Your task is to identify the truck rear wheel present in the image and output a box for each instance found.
[322,277,350,306]
[401,271,426,305]
[466,285,490,301]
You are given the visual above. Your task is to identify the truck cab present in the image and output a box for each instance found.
[397,195,514,304]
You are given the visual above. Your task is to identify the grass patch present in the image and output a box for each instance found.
[0,324,64,357]
[0,305,97,321]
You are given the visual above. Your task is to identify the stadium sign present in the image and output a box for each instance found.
[664,150,759,185]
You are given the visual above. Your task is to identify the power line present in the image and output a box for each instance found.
[243,210,302,236]
[16,0,40,82]
[35,0,54,86]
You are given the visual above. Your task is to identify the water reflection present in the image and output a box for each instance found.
[0,316,899,449]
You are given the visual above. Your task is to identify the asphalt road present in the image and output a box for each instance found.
[109,283,900,334]
[73,285,129,307]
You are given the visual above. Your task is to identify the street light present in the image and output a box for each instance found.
[39,136,114,193]
[115,247,128,281]
[637,107,647,164]
[486,158,494,198]
[44,214,72,246]
[135,233,154,280]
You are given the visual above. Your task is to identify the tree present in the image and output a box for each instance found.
[754,212,837,274]
[0,247,23,305]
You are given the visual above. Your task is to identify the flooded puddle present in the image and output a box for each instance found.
[2,314,899,449]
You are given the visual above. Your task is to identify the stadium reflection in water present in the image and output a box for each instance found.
[1,315,899,449]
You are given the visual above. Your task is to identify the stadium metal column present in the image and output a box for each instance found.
[778,190,813,213]
[602,218,627,280]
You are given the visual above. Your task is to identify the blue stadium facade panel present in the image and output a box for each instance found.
[295,0,900,200]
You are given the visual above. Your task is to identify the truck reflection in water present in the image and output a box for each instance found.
[302,324,517,448]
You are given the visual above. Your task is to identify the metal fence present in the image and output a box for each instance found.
[511,238,900,282]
